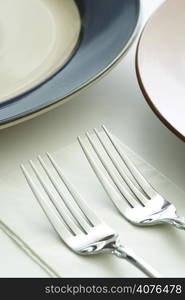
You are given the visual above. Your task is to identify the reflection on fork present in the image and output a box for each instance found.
[78,125,185,230]
[21,153,160,277]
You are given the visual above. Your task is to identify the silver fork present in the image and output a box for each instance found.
[21,153,160,277]
[78,125,185,230]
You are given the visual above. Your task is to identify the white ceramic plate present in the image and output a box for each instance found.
[136,0,185,141]
[0,0,81,104]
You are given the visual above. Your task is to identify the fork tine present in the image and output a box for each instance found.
[38,155,92,234]
[20,164,72,241]
[93,128,148,206]
[46,152,100,227]
[29,160,82,236]
[102,125,157,198]
[85,131,140,208]
[77,136,133,213]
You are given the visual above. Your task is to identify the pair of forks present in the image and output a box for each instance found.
[21,126,185,278]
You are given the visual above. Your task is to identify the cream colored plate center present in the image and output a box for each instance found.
[0,0,81,103]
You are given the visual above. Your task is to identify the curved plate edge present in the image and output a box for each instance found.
[0,0,141,130]
[135,2,185,142]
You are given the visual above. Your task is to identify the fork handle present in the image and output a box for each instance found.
[112,245,161,278]
[162,216,185,230]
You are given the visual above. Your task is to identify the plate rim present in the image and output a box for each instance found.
[0,0,141,130]
[135,2,185,142]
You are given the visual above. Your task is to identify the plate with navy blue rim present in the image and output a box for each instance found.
[0,0,141,129]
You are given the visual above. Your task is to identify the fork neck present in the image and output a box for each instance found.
[160,216,185,230]
[111,244,161,278]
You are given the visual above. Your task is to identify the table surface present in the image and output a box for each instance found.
[1,0,185,278]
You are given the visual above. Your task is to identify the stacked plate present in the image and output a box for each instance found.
[0,0,140,129]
